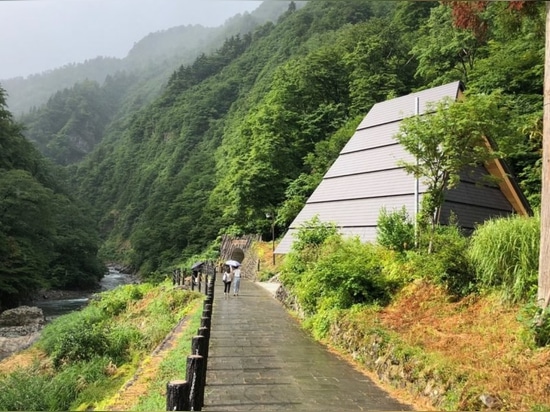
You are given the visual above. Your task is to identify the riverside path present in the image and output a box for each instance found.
[203,278,413,411]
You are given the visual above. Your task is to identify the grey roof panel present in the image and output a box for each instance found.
[445,182,513,211]
[309,168,428,202]
[357,81,462,130]
[291,195,417,229]
[341,122,401,154]
[441,202,514,229]
[325,144,415,178]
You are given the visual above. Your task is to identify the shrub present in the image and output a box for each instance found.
[38,306,106,358]
[279,216,338,288]
[50,321,109,368]
[469,214,539,303]
[0,358,112,411]
[518,299,550,348]
[106,324,144,362]
[376,206,415,252]
[0,366,51,411]
[293,236,394,315]
[407,225,474,297]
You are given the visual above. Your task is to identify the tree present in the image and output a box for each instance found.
[395,92,513,251]
[448,0,550,308]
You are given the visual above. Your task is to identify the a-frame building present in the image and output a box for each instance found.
[276,81,531,255]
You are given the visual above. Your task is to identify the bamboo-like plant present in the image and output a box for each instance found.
[468,214,540,303]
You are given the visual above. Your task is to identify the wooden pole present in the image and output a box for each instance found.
[166,380,190,411]
[539,3,550,307]
[200,316,211,330]
[186,355,205,411]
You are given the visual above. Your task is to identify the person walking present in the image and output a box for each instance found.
[222,266,232,298]
[233,266,241,296]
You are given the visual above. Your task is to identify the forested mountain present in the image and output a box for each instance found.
[1,1,545,288]
[0,88,105,310]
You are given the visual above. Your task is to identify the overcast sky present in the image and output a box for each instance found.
[0,0,262,80]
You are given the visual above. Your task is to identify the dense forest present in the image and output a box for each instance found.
[0,0,544,309]
[0,88,105,309]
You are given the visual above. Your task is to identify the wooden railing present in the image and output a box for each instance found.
[166,264,216,411]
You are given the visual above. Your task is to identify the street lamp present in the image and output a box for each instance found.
[265,212,275,265]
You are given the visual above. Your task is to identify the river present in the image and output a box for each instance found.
[34,267,136,320]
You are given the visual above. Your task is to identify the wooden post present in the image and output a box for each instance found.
[200,316,210,330]
[198,326,210,343]
[166,380,190,411]
[192,335,206,356]
[539,3,550,307]
[186,354,205,411]
[196,328,210,401]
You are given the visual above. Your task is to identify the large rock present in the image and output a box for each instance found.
[0,305,45,328]
[0,306,45,360]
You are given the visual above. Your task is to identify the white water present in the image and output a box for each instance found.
[35,267,135,320]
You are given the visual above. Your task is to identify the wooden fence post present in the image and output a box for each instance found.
[200,316,210,330]
[186,354,205,411]
[166,380,190,411]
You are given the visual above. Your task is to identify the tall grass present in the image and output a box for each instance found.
[468,214,540,303]
[0,281,202,411]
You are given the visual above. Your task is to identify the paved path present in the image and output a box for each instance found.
[203,279,413,411]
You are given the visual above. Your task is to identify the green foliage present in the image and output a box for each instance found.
[284,230,398,317]
[93,284,145,316]
[412,3,482,86]
[39,282,196,371]
[38,306,108,368]
[406,225,474,297]
[396,92,515,229]
[304,307,343,340]
[469,214,539,303]
[376,206,415,252]
[0,86,104,309]
[279,216,338,288]
[21,79,124,166]
[518,300,550,348]
[17,282,202,410]
[0,358,113,411]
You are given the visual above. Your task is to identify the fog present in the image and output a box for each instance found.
[0,0,261,80]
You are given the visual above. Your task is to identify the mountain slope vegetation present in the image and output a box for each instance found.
[0,0,545,291]
[0,88,104,309]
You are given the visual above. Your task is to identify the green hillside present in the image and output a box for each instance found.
[0,0,544,298]
[0,88,104,309]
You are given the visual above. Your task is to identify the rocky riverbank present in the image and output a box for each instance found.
[0,306,45,361]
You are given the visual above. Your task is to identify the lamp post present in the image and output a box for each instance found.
[265,212,275,265]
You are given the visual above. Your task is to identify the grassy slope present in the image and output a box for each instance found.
[2,244,548,410]
[376,281,550,410]
[0,283,204,411]
[256,241,550,410]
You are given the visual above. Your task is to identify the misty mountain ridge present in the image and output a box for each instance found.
[1,1,293,116]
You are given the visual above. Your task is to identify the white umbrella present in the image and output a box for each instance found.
[225,259,241,267]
